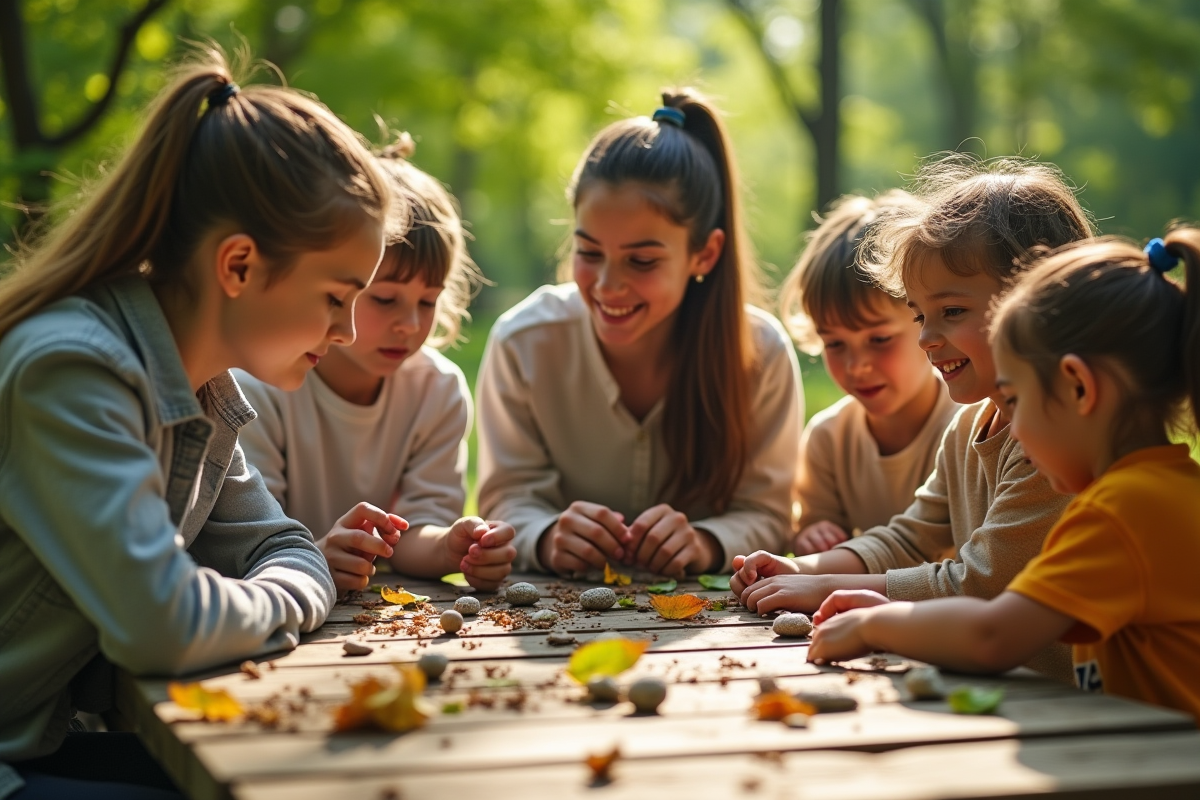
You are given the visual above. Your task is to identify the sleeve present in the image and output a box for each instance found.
[1007,503,1143,643]
[233,373,289,508]
[390,369,470,527]
[0,346,330,676]
[690,326,803,570]
[794,414,851,531]
[475,329,566,572]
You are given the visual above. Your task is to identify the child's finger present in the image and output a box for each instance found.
[732,555,747,570]
[576,502,628,542]
[477,522,515,547]
[339,501,405,537]
[462,560,514,584]
[341,529,394,559]
[387,513,409,531]
[563,513,625,561]
[325,548,377,577]
[812,589,890,625]
[466,542,517,565]
[557,530,610,568]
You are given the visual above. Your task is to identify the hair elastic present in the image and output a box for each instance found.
[207,82,240,108]
[1144,238,1178,274]
[652,106,686,128]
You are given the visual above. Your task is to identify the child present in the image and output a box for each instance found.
[0,50,388,796]
[237,139,517,594]
[731,156,1093,682]
[808,232,1200,721]
[476,91,803,577]
[780,191,958,556]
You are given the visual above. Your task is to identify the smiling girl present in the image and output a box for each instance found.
[237,139,516,594]
[476,90,803,577]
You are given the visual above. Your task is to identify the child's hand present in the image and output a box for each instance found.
[792,521,849,556]
[739,574,835,615]
[446,517,517,591]
[730,551,800,596]
[318,502,408,594]
[538,501,628,575]
[626,504,719,577]
[807,607,876,664]
[812,589,891,626]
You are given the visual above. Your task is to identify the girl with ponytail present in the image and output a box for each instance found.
[808,230,1200,722]
[476,90,803,577]
[0,46,390,795]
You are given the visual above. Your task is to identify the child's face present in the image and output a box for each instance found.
[994,342,1094,494]
[235,219,383,390]
[572,182,720,356]
[904,255,1004,409]
[338,271,443,378]
[817,300,935,422]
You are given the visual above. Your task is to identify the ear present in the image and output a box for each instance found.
[213,233,264,299]
[1059,354,1099,415]
[691,228,725,280]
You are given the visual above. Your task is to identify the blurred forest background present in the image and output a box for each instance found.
[4,0,1200,463]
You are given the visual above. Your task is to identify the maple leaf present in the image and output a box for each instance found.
[380,586,430,605]
[649,594,705,620]
[567,638,649,684]
[585,746,621,785]
[604,563,631,586]
[168,682,244,722]
[752,691,816,721]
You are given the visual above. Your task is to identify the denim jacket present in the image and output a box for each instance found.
[0,277,336,775]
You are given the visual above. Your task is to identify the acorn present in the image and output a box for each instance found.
[772,613,814,637]
[440,609,464,633]
[579,587,617,611]
[417,652,449,681]
[628,677,667,714]
[505,582,540,606]
[454,596,481,616]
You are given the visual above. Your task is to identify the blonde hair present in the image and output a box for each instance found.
[863,154,1093,297]
[374,134,482,348]
[781,190,923,355]
[567,88,763,515]
[0,44,390,339]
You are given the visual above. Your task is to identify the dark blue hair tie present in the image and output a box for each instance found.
[207,82,240,109]
[1144,238,1178,274]
[652,106,686,128]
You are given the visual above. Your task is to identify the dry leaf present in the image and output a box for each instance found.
[168,682,244,722]
[604,563,632,586]
[585,746,621,784]
[333,665,432,733]
[752,691,816,721]
[333,675,388,731]
[649,594,705,620]
[567,638,649,684]
[380,586,430,606]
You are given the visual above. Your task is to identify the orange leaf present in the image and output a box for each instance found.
[332,666,432,733]
[649,594,705,620]
[585,746,621,784]
[380,586,429,606]
[752,691,816,721]
[333,675,388,731]
[168,682,244,722]
[604,563,631,586]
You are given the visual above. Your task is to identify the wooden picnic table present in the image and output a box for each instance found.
[114,573,1200,800]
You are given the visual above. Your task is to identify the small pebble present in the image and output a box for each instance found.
[546,632,577,646]
[783,712,811,728]
[586,676,620,703]
[628,677,667,714]
[454,596,481,616]
[417,652,448,681]
[506,582,540,606]
[772,612,814,637]
[440,609,464,633]
[531,609,560,624]
[757,675,779,695]
[342,640,373,656]
[579,587,617,611]
[795,690,858,713]
[904,666,948,700]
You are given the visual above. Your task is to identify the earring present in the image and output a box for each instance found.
[694,274,705,284]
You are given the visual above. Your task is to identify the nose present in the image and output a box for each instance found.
[843,347,872,377]
[392,302,421,334]
[329,302,356,346]
[917,320,941,353]
[594,261,623,296]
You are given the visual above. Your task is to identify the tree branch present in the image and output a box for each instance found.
[0,0,43,148]
[725,0,819,140]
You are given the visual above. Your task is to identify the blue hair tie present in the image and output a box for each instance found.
[207,82,240,109]
[652,106,686,128]
[1144,238,1178,274]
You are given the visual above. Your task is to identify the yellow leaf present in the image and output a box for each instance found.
[567,638,649,684]
[380,586,429,605]
[604,563,631,586]
[332,666,432,733]
[333,675,388,731]
[440,572,470,587]
[168,682,244,722]
[649,594,705,620]
[752,691,816,721]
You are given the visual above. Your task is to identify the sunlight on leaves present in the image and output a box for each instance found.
[567,638,649,684]
[333,665,433,733]
[948,686,1004,715]
[168,682,244,722]
[604,563,632,586]
[698,574,731,591]
[440,572,471,587]
[649,594,705,620]
[380,586,430,605]
[646,579,677,594]
[617,596,637,608]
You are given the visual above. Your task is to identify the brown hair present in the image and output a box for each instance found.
[0,44,390,339]
[992,231,1200,449]
[374,133,482,349]
[566,88,764,514]
[781,190,923,355]
[863,154,1094,297]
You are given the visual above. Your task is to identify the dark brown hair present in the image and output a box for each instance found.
[566,88,764,514]
[993,231,1200,448]
[375,133,482,348]
[0,44,390,338]
[863,155,1094,297]
[780,190,923,355]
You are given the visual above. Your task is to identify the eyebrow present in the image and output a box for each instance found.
[335,277,367,290]
[995,378,1012,387]
[574,230,666,249]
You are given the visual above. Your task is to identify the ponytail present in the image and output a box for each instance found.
[0,44,389,339]
[1162,228,1200,431]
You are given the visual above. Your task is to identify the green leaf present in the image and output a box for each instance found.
[441,572,471,587]
[441,700,464,714]
[617,597,637,608]
[709,599,726,611]
[646,579,678,594]
[948,686,1004,715]
[698,574,731,591]
[567,638,650,684]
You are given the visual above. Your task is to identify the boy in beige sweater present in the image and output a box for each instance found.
[733,156,1094,681]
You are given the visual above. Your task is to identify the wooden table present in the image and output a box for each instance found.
[115,574,1200,800]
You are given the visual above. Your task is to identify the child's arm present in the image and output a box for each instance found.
[807,590,1074,673]
[231,370,289,506]
[313,502,405,593]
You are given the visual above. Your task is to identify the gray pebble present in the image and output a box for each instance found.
[795,690,858,713]
[579,587,617,611]
[453,596,481,616]
[586,676,620,703]
[628,677,667,714]
[342,639,373,656]
[757,675,779,695]
[505,582,540,606]
[772,612,814,637]
[531,609,560,624]
[440,609,464,633]
[417,652,448,681]
[546,632,577,646]
[904,666,947,700]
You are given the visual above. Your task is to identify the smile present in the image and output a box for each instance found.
[598,302,640,318]
[305,353,321,366]
[936,358,969,375]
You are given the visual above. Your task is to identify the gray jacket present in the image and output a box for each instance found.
[0,277,336,769]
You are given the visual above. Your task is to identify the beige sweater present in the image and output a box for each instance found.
[796,384,959,533]
[836,399,1073,682]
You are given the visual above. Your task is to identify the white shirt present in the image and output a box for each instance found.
[234,347,470,537]
[476,283,803,572]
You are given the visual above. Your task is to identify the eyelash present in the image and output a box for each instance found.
[328,294,345,309]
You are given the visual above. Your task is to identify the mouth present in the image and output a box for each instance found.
[305,352,321,366]
[595,300,644,324]
[378,347,410,360]
[853,384,886,399]
[933,358,969,379]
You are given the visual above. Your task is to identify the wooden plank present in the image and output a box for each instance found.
[230,731,1200,800]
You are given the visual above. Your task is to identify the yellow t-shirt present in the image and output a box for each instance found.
[1008,444,1200,721]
